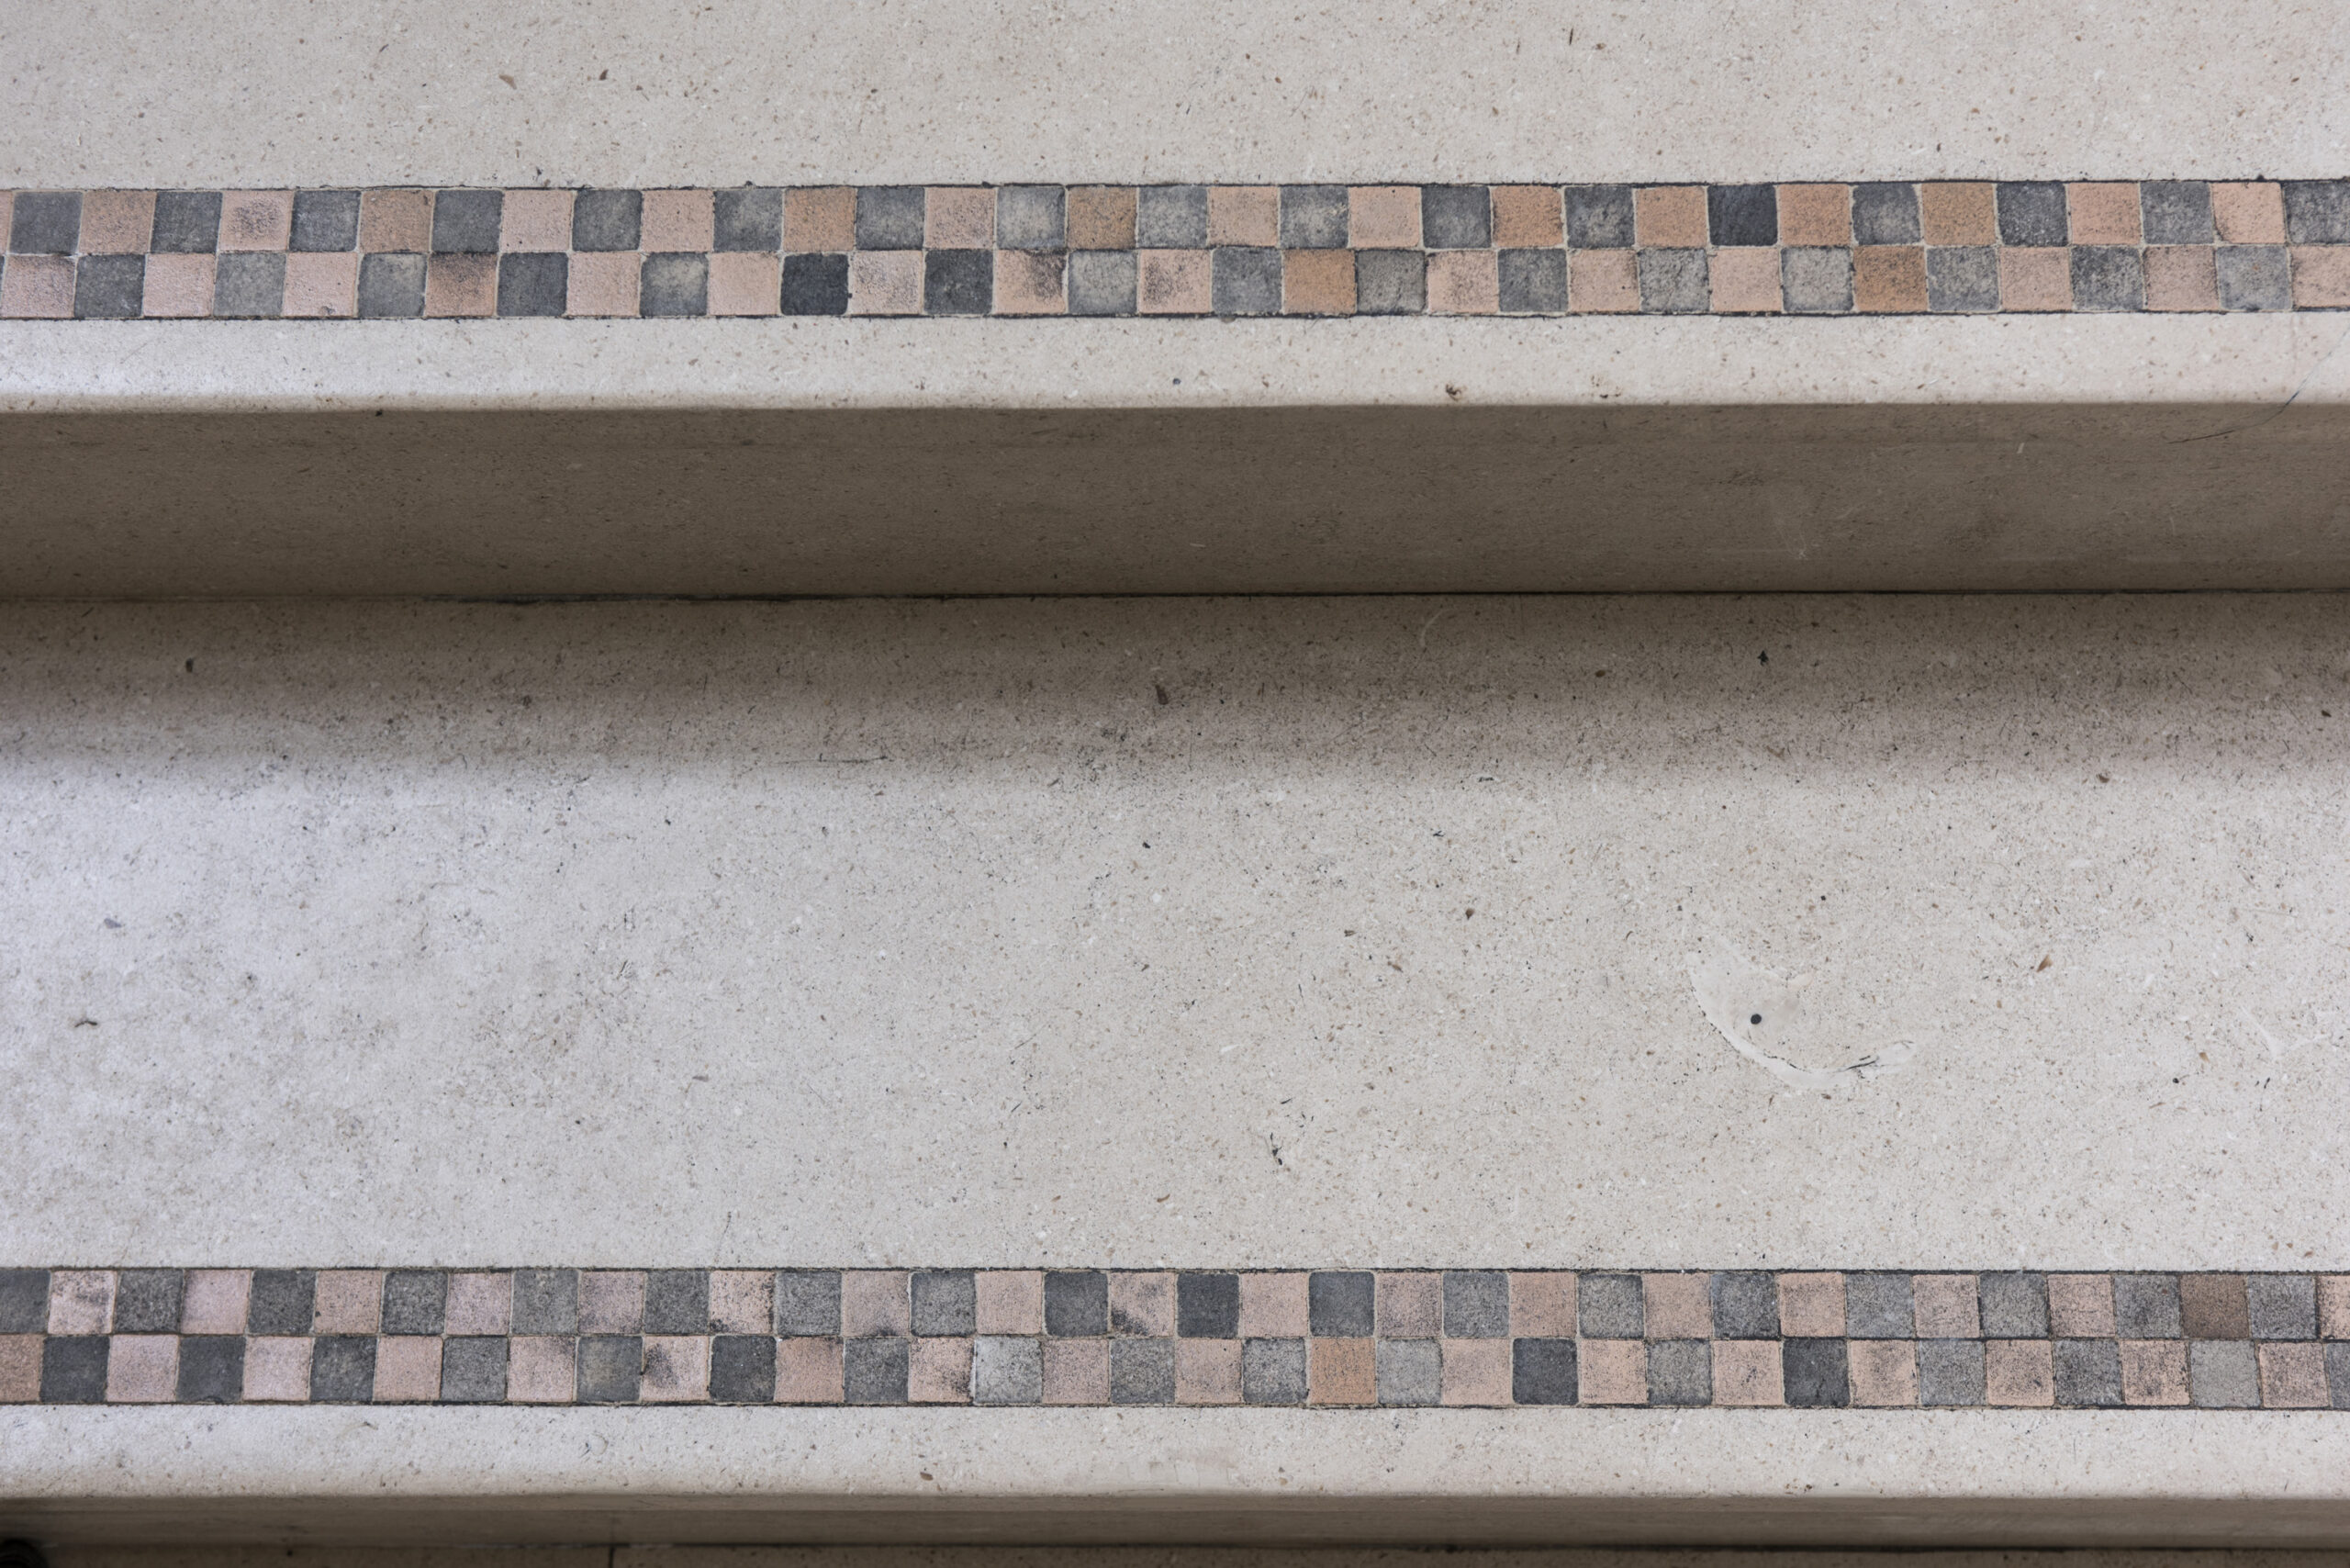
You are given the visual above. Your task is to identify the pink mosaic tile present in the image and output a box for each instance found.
[1777,1274,1845,1338]
[847,250,923,315]
[578,1271,647,1334]
[1711,1339,1784,1406]
[910,1336,973,1403]
[1912,1275,1981,1338]
[1207,186,1279,248]
[312,1271,385,1335]
[1176,1338,1242,1404]
[1642,1274,1713,1339]
[775,1338,845,1404]
[1985,1339,2054,1406]
[567,251,640,316]
[373,1335,443,1402]
[1710,248,1783,313]
[81,190,157,253]
[1427,250,1499,315]
[283,251,360,317]
[142,253,215,317]
[1239,1273,1309,1338]
[710,1271,776,1333]
[976,1271,1046,1336]
[444,1273,512,1337]
[1136,249,1211,314]
[219,190,294,251]
[642,1335,711,1402]
[501,189,575,252]
[507,1337,578,1404]
[1509,1273,1577,1339]
[708,252,780,316]
[1041,1338,1110,1405]
[105,1336,178,1402]
[2047,1274,2117,1338]
[643,189,715,252]
[1110,1272,1175,1337]
[47,1271,116,1336]
[924,188,995,250]
[242,1337,314,1402]
[1348,187,1421,249]
[1850,1340,1919,1406]
[1,254,75,319]
[841,1271,911,1337]
[1376,1272,1443,1338]
[1577,1338,1648,1405]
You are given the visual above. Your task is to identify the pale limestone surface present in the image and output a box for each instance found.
[3,596,2345,1271]
[3,2,2344,187]
[43,1557,2350,1568]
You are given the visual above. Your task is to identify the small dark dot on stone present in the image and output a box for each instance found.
[1751,1014,1763,1025]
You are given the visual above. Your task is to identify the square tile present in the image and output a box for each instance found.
[2248,1276,2317,1340]
[1776,184,1851,246]
[1242,1338,1308,1405]
[2333,1345,2350,1407]
[2217,244,2292,310]
[1777,1275,1845,1338]
[2071,246,2143,311]
[1137,249,1212,314]
[2121,1339,2190,1405]
[374,1336,443,1403]
[925,187,995,249]
[1503,1338,1573,1405]
[359,189,431,252]
[284,251,360,316]
[2116,1275,2184,1338]
[2294,246,2350,308]
[217,189,294,252]
[1712,1338,1784,1406]
[1633,186,1707,248]
[1992,246,2067,310]
[1355,249,1426,314]
[1239,1275,1312,1338]
[151,190,221,252]
[975,1272,1045,1335]
[2047,1274,2117,1338]
[1985,1339,2054,1406]
[1843,1274,1914,1338]
[1377,1273,1442,1337]
[429,188,501,253]
[1375,1337,1440,1406]
[643,1271,709,1336]
[1068,250,1136,314]
[105,1336,178,1403]
[1110,1272,1176,1337]
[1442,1271,1509,1338]
[1919,1339,1986,1406]
[1434,1338,1510,1406]
[1176,1337,1242,1403]
[290,188,361,251]
[1710,247,1782,312]
[1178,1273,1241,1338]
[1912,1276,1981,1338]
[1492,185,1562,249]
[2190,1339,2260,1407]
[73,253,145,318]
[642,252,710,317]
[174,1336,243,1403]
[1348,185,1421,249]
[509,1271,576,1337]
[912,1271,977,1337]
[243,1337,313,1403]
[1639,1275,1709,1338]
[1637,249,1708,313]
[41,1337,110,1403]
[1136,185,1209,248]
[424,252,497,316]
[1562,184,1635,249]
[1281,185,1349,250]
[1422,185,1492,249]
[45,1272,113,1336]
[439,1337,508,1403]
[1570,248,1639,314]
[506,1337,576,1404]
[308,1338,377,1403]
[708,251,779,316]
[785,187,857,252]
[574,1271,643,1334]
[2284,180,2350,243]
[2067,182,2142,244]
[841,1271,911,1336]
[972,1335,1042,1404]
[846,250,923,315]
[500,189,574,252]
[2053,1338,2122,1407]
[1709,184,1777,247]
[1853,245,1926,312]
[2321,1277,2350,1338]
[214,252,286,317]
[576,1336,642,1404]
[1710,1272,1778,1338]
[371,1271,440,1336]
[711,1335,778,1403]
[2260,1342,2329,1408]
[1067,186,1136,250]
[2142,181,2214,244]
[112,1272,183,1336]
[2211,182,2288,243]
[998,185,1066,251]
[908,1337,972,1403]
[1427,250,1498,314]
[1978,1272,2049,1338]
[354,252,420,317]
[1046,1271,1109,1336]
[1784,1338,1851,1406]
[442,1273,512,1337]
[780,252,850,314]
[1282,248,1356,314]
[1926,247,2000,312]
[1110,1338,1175,1404]
[713,187,782,252]
[1308,1337,1375,1405]
[1042,1337,1110,1404]
[642,188,714,252]
[2181,1275,2252,1338]
[1782,246,1853,313]
[573,188,643,252]
[0,1337,38,1404]
[1509,1274,1576,1338]
[776,1337,845,1403]
[2142,245,2219,312]
[1919,183,1996,246]
[140,252,215,317]
[1499,247,1568,312]
[1850,1340,1918,1406]
[1212,246,1282,315]
[1307,1272,1374,1337]
[1579,1274,1642,1338]
[81,190,156,253]
[244,1272,314,1337]
[923,243,995,310]
[1208,186,1279,247]
[1997,181,2067,246]
[845,1338,911,1404]
[1577,1338,1646,1405]
[9,190,80,253]
[1850,182,1921,245]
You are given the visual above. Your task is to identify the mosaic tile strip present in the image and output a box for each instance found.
[6,1269,2348,1408]
[3,182,2349,319]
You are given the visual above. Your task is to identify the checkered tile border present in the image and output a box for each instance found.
[3,182,2348,319]
[9,1268,2349,1408]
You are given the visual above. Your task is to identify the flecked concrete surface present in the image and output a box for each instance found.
[40,1556,2350,1568]
[4,2,2344,187]
[3,595,2344,1271]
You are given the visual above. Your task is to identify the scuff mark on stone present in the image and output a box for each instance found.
[1686,933,1913,1092]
